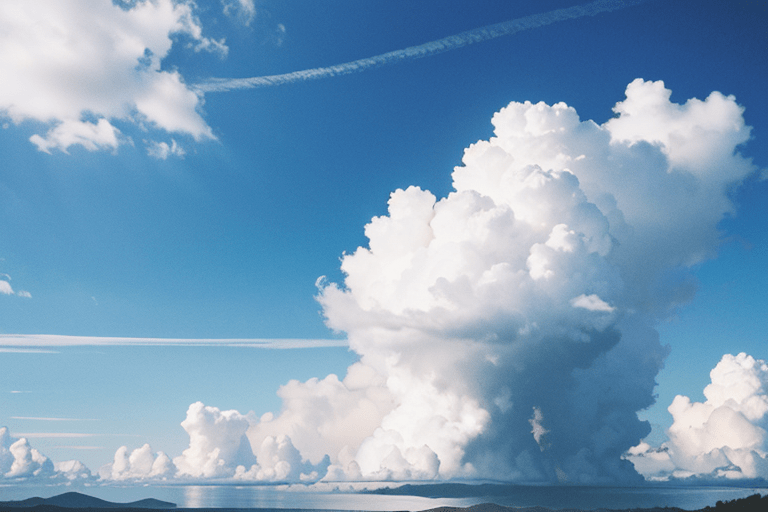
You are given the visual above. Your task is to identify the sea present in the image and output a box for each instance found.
[1,483,766,510]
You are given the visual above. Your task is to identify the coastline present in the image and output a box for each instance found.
[1,489,767,512]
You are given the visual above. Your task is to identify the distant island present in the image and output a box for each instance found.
[0,492,176,510]
[0,491,766,512]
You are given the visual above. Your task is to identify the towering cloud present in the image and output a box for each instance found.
[6,79,755,485]
[240,79,756,483]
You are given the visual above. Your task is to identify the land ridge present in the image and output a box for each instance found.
[0,492,176,510]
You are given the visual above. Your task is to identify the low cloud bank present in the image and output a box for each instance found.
[2,79,760,485]
[627,353,768,481]
[0,427,90,482]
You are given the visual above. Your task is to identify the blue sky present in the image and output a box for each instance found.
[0,0,766,485]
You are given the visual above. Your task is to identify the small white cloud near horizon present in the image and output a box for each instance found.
[626,353,768,481]
[0,273,30,298]
[99,444,174,481]
[1,426,91,481]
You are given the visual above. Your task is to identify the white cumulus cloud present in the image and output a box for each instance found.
[0,426,91,481]
[309,79,756,483]
[146,139,185,159]
[627,353,768,481]
[222,0,256,26]
[0,280,13,296]
[153,79,756,484]
[0,272,31,298]
[0,0,220,154]
[99,444,175,481]
[40,79,756,485]
[173,402,257,478]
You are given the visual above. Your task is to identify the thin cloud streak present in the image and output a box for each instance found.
[195,0,647,93]
[0,348,59,354]
[14,433,95,439]
[52,446,105,450]
[14,433,142,438]
[11,417,99,422]
[0,334,347,349]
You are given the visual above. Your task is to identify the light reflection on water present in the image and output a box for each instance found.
[180,486,479,510]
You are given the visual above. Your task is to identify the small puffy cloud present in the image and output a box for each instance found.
[246,364,395,471]
[173,402,257,478]
[5,438,54,478]
[222,0,256,26]
[30,119,119,154]
[0,280,12,295]
[0,273,31,298]
[571,294,615,312]
[146,139,185,159]
[53,459,93,481]
[234,434,329,482]
[626,353,768,481]
[99,444,175,481]
[0,0,220,154]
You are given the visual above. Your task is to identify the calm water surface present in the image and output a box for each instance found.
[1,484,766,510]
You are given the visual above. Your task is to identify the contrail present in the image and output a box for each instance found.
[195,0,647,93]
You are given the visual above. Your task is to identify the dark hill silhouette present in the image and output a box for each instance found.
[0,492,175,509]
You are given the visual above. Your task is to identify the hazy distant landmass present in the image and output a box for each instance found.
[0,492,176,510]
[421,495,768,512]
[367,481,768,497]
[0,491,766,512]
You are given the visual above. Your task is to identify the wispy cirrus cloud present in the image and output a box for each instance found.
[11,417,98,422]
[0,348,57,354]
[13,433,96,439]
[0,334,346,349]
[196,0,647,93]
